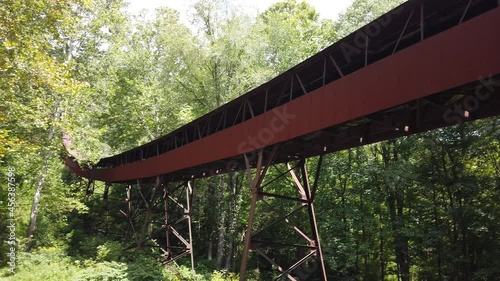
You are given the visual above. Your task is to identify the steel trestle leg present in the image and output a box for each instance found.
[240,149,327,281]
[163,180,195,275]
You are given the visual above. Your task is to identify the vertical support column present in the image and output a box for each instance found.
[240,150,264,281]
[163,185,171,259]
[187,181,195,275]
[103,183,110,201]
[240,148,276,281]
[299,157,327,280]
[120,184,140,248]
[163,181,195,272]
[85,179,95,201]
[240,152,328,280]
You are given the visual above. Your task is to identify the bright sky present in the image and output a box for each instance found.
[125,0,354,20]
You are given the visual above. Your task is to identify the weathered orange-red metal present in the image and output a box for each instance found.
[66,7,500,183]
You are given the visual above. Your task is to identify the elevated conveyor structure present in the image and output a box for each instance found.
[66,0,500,279]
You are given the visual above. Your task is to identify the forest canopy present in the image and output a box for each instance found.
[1,0,499,280]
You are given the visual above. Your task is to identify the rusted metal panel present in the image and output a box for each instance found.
[66,7,500,183]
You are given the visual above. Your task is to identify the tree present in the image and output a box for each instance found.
[334,0,405,40]
[3,0,500,280]
[0,0,90,251]
[254,0,335,74]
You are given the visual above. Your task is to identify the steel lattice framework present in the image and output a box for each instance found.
[66,0,500,279]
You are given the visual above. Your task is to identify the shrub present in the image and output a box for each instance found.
[0,247,80,281]
[126,255,164,281]
[76,261,128,281]
[96,241,123,262]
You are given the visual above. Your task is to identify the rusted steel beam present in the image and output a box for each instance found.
[240,155,328,280]
[162,181,195,272]
[299,159,327,280]
[393,9,414,54]
[251,205,306,238]
[240,148,277,281]
[259,191,308,203]
[186,181,195,274]
[67,5,500,183]
[275,251,316,281]
[256,249,297,281]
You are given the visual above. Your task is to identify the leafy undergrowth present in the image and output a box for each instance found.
[0,247,240,281]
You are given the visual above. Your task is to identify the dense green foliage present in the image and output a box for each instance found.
[1,0,500,280]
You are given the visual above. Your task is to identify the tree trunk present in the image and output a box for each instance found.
[26,165,48,251]
[216,214,226,270]
[379,212,386,280]
[432,178,443,281]
[216,176,227,270]
[387,193,410,281]
[208,239,213,260]
[381,143,410,281]
[136,179,159,249]
[224,173,243,271]
[26,109,58,251]
[225,238,234,270]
